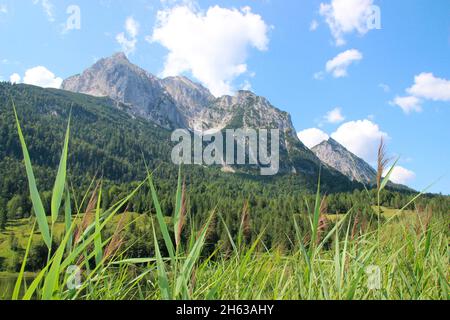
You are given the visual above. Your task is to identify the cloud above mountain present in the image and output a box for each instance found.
[116,17,140,56]
[390,96,422,114]
[389,165,416,185]
[391,73,450,114]
[298,119,416,185]
[407,73,450,101]
[326,49,363,78]
[297,128,329,149]
[324,107,345,124]
[319,0,376,46]
[299,119,389,164]
[9,73,21,84]
[149,5,270,96]
[331,119,388,164]
[22,66,62,88]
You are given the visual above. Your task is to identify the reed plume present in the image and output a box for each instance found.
[104,211,126,261]
[74,181,100,244]
[377,137,390,191]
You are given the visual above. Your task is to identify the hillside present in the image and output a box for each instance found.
[0,82,363,244]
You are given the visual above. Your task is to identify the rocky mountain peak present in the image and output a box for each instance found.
[161,76,214,112]
[61,52,184,129]
[326,137,341,147]
[110,52,129,62]
[312,138,377,185]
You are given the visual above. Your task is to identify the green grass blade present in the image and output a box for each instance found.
[218,213,237,253]
[293,215,311,271]
[42,218,78,300]
[64,188,73,252]
[175,213,214,298]
[12,221,36,300]
[380,157,399,191]
[152,219,171,300]
[94,185,104,266]
[147,171,175,262]
[12,100,51,248]
[51,116,71,224]
[22,262,51,300]
[309,169,321,256]
[174,165,182,239]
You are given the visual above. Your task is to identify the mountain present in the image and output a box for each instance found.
[160,75,215,129]
[61,52,185,129]
[62,53,299,136]
[0,82,356,206]
[61,53,347,179]
[312,138,377,185]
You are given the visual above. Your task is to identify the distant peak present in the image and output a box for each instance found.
[327,137,340,146]
[165,75,198,87]
[236,90,256,97]
[109,52,129,62]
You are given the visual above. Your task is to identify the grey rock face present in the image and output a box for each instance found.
[312,138,377,184]
[195,91,297,136]
[61,53,185,129]
[161,76,215,129]
[62,53,299,138]
[161,76,214,112]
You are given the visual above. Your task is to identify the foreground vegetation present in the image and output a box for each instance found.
[2,207,447,300]
[0,100,448,300]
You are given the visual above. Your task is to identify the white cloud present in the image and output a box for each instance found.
[33,0,55,22]
[149,5,270,96]
[391,73,450,114]
[325,49,362,78]
[297,128,329,149]
[125,16,139,38]
[388,166,416,185]
[310,20,319,31]
[331,119,389,163]
[324,107,345,124]
[390,96,422,114]
[116,17,140,56]
[407,73,450,102]
[319,0,374,46]
[10,73,21,84]
[23,66,62,88]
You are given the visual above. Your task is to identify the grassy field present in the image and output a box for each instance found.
[0,206,414,269]
[0,213,143,267]
[1,206,447,300]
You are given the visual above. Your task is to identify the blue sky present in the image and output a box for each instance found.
[0,0,449,194]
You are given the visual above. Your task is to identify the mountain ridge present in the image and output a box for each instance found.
[0,81,357,195]
[312,138,377,185]
[61,53,300,138]
[61,52,333,177]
